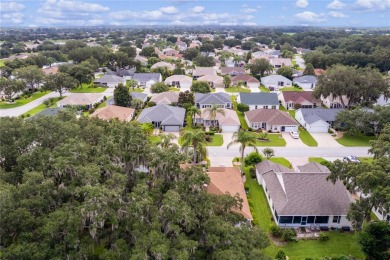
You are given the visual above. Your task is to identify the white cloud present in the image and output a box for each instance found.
[243,22,257,26]
[109,10,164,20]
[295,0,309,8]
[241,7,258,13]
[327,0,346,9]
[0,1,25,12]
[190,6,205,13]
[354,0,390,10]
[328,11,348,17]
[40,0,109,13]
[294,11,326,22]
[1,12,23,24]
[35,17,104,26]
[159,6,178,14]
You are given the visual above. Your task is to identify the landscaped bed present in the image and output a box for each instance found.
[336,133,376,147]
[179,133,223,146]
[254,133,286,146]
[0,91,51,109]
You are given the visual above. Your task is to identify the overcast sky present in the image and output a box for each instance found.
[1,0,389,27]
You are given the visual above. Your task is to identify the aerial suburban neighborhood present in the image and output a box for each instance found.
[0,0,389,259]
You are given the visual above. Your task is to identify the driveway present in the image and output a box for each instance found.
[310,133,343,148]
[282,132,307,147]
[221,132,234,147]
[250,87,260,93]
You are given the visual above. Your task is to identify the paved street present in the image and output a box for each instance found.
[295,55,306,69]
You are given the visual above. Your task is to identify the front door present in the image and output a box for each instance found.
[281,126,285,132]
[301,216,307,225]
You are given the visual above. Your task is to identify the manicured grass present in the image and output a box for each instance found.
[269,157,292,168]
[358,157,374,164]
[169,87,180,92]
[0,91,51,109]
[298,127,318,147]
[149,135,162,144]
[309,157,328,164]
[280,87,304,92]
[231,95,248,130]
[206,134,223,146]
[70,83,106,93]
[255,133,286,147]
[225,86,251,93]
[96,101,106,109]
[22,97,61,116]
[279,106,296,117]
[129,88,144,93]
[0,59,5,67]
[336,133,376,147]
[260,86,270,93]
[244,167,365,259]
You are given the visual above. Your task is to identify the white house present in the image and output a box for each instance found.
[293,75,318,90]
[237,92,280,110]
[164,75,192,90]
[295,108,344,133]
[261,75,292,91]
[132,73,162,88]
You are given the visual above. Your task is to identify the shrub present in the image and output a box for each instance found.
[147,101,156,107]
[275,250,287,260]
[244,152,263,166]
[249,167,256,178]
[205,135,212,142]
[237,103,249,113]
[204,131,215,135]
[244,184,250,192]
[282,228,297,241]
[89,108,95,114]
[294,103,302,110]
[151,82,169,93]
[26,113,30,118]
[270,225,283,237]
[319,232,330,241]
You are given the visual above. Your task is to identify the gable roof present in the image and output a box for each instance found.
[91,105,134,121]
[281,91,320,104]
[231,74,260,83]
[133,73,161,82]
[116,68,135,77]
[94,74,125,84]
[130,92,148,102]
[270,58,292,67]
[30,107,65,118]
[245,109,299,126]
[297,162,330,173]
[195,92,230,105]
[150,91,179,105]
[220,67,245,74]
[165,75,193,84]
[298,108,344,124]
[262,171,352,216]
[207,167,253,220]
[58,93,104,106]
[256,160,293,175]
[197,74,223,84]
[137,104,185,125]
[196,108,240,126]
[238,92,279,106]
[151,61,175,70]
[293,75,317,84]
[193,67,216,77]
[261,75,292,84]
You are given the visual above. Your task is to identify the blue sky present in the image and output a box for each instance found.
[0,0,389,27]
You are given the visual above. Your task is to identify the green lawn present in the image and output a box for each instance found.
[0,59,5,67]
[260,85,270,93]
[269,157,292,168]
[179,134,224,146]
[308,157,328,164]
[0,91,51,109]
[279,106,296,117]
[70,83,106,93]
[225,86,251,93]
[336,133,376,147]
[169,87,180,92]
[255,133,286,147]
[149,135,162,144]
[231,95,248,130]
[299,127,318,147]
[279,87,304,92]
[129,88,144,93]
[358,157,374,164]
[244,167,365,259]
[22,97,61,116]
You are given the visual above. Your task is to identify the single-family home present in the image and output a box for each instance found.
[42,66,59,75]
[270,58,293,68]
[151,61,175,71]
[195,92,232,109]
[164,75,193,89]
[245,109,299,132]
[279,91,321,110]
[256,160,353,229]
[297,162,330,173]
[231,75,260,89]
[91,105,135,122]
[135,55,148,66]
[220,67,246,76]
[150,91,179,105]
[130,92,149,103]
[207,167,253,221]
[375,94,390,106]
[295,108,344,133]
[321,94,349,109]
[107,67,136,80]
[237,92,280,110]
[261,75,292,91]
[293,75,317,90]
[133,73,162,88]
[137,104,185,132]
[192,67,216,79]
[57,93,104,110]
[93,74,126,88]
[28,107,65,119]
[176,40,187,51]
[265,49,281,58]
[197,74,224,88]
[194,108,240,132]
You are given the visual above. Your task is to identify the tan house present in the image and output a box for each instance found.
[192,67,216,79]
[194,108,240,132]
[279,91,321,110]
[57,93,104,110]
[151,61,175,70]
[321,94,349,108]
[207,167,253,221]
[150,91,179,105]
[197,74,224,88]
[231,74,260,89]
[91,105,135,122]
[245,109,299,132]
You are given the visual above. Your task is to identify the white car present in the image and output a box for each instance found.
[290,131,299,139]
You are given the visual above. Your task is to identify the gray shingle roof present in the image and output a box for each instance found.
[195,92,231,105]
[29,107,65,119]
[261,75,292,84]
[297,162,330,173]
[137,105,185,126]
[94,74,125,84]
[238,92,279,106]
[130,92,148,102]
[117,68,135,77]
[293,75,317,84]
[299,108,344,124]
[262,171,352,216]
[256,160,293,175]
[133,73,161,82]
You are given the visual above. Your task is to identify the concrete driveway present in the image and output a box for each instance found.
[282,132,307,147]
[250,87,260,93]
[310,133,343,147]
[221,132,234,147]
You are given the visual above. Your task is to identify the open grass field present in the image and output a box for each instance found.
[0,91,51,109]
[336,133,376,147]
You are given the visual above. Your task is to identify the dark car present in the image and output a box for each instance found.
[343,156,360,163]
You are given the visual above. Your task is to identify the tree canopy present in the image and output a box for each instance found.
[191,81,211,93]
[114,83,131,107]
[150,82,170,93]
[249,58,273,77]
[42,72,78,97]
[193,54,215,67]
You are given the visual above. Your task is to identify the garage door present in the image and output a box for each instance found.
[164,125,180,132]
[222,125,240,132]
[282,126,298,132]
[307,125,328,133]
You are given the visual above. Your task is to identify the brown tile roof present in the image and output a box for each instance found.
[245,109,298,126]
[231,74,260,83]
[91,105,134,121]
[207,167,253,220]
[282,91,320,104]
[314,68,326,76]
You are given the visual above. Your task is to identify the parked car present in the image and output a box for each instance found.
[290,131,299,139]
[343,156,360,163]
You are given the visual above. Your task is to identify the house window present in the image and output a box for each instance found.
[272,106,276,109]
[264,106,268,109]
[293,216,302,223]
[307,216,315,224]
[333,216,341,223]
[255,105,258,109]
[279,216,293,224]
[315,216,329,224]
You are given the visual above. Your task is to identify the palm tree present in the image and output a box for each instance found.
[227,130,258,173]
[205,104,225,127]
[181,129,207,165]
[127,79,138,91]
[159,133,177,148]
[187,106,201,125]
